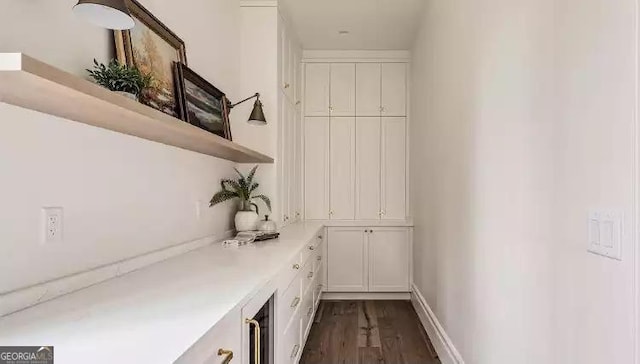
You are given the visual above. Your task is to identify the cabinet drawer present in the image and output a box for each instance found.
[175,308,241,364]
[313,277,323,307]
[301,254,314,296]
[282,311,302,364]
[300,288,315,341]
[279,275,302,332]
[279,252,302,293]
[313,248,323,274]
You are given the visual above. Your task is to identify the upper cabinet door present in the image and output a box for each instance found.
[329,117,356,220]
[381,63,407,117]
[280,26,290,94]
[355,117,381,220]
[304,117,329,220]
[356,63,382,116]
[330,63,356,116]
[305,64,330,116]
[381,117,406,220]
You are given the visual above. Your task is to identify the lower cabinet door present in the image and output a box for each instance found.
[327,228,368,292]
[280,310,301,364]
[175,308,241,364]
[368,228,410,292]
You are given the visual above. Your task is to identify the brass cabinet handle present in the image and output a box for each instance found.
[291,296,301,308]
[307,271,314,279]
[309,245,315,250]
[284,83,290,89]
[245,318,261,364]
[293,263,300,270]
[217,349,234,364]
[317,235,323,239]
[290,344,300,359]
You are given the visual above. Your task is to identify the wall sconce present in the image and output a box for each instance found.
[228,93,267,125]
[73,0,135,30]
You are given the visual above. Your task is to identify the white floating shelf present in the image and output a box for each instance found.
[0,53,273,164]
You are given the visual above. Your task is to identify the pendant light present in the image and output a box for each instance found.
[73,0,135,30]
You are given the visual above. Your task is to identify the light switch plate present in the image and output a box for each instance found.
[588,210,622,260]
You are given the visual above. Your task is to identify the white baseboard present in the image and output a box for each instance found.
[410,283,465,364]
[321,292,410,300]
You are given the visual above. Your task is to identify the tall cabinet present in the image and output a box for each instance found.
[303,61,408,221]
[241,4,302,227]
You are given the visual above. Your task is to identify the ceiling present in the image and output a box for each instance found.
[279,0,426,50]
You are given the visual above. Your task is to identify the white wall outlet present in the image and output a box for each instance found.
[42,207,63,244]
[587,209,622,260]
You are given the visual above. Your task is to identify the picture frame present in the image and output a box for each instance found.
[113,0,187,118]
[174,62,233,141]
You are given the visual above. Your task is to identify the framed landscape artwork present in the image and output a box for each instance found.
[114,0,187,118]
[174,63,232,141]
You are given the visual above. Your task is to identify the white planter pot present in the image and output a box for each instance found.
[235,210,259,232]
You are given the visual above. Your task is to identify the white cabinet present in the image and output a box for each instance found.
[368,228,410,291]
[304,117,329,220]
[355,117,381,220]
[175,308,241,364]
[327,228,368,292]
[330,63,356,116]
[381,117,406,219]
[381,63,407,117]
[355,63,382,116]
[329,117,355,220]
[327,227,410,292]
[304,64,330,116]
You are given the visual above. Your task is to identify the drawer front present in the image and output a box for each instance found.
[313,247,323,274]
[301,254,315,296]
[278,252,303,293]
[312,275,323,307]
[279,275,302,332]
[282,311,302,364]
[299,240,315,266]
[300,288,315,341]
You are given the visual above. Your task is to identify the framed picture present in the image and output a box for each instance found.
[174,63,232,141]
[114,0,187,118]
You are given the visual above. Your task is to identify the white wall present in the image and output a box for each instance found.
[0,0,251,294]
[411,0,637,363]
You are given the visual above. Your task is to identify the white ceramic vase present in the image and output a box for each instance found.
[235,210,259,232]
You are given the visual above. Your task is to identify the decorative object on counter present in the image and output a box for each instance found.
[73,0,134,30]
[227,93,267,125]
[113,0,187,118]
[87,59,152,101]
[174,63,232,140]
[210,165,271,232]
[256,215,277,233]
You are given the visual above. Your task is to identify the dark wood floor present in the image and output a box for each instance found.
[300,300,440,364]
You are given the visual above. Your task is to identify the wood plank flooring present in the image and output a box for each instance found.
[300,300,440,364]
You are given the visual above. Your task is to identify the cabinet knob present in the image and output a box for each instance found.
[218,349,234,364]
[291,296,301,308]
[318,235,323,239]
[307,271,314,279]
[329,106,334,112]
[293,263,300,270]
[284,82,290,89]
[317,255,322,261]
[309,245,315,250]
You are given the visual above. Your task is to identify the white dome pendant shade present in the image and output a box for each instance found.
[73,0,135,30]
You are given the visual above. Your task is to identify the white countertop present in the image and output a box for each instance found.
[0,221,324,364]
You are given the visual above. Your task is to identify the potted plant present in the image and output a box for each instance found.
[210,165,271,232]
[87,59,153,101]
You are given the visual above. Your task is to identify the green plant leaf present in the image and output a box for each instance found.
[251,194,272,212]
[209,190,239,207]
[246,165,259,185]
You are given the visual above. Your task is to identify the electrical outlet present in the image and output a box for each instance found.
[588,209,622,260]
[42,207,63,244]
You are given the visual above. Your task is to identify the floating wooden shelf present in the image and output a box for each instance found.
[0,53,273,163]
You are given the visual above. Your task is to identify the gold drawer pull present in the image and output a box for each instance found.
[284,83,290,89]
[293,263,300,270]
[309,245,315,250]
[290,344,300,359]
[291,296,301,308]
[245,318,261,364]
[217,349,234,364]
